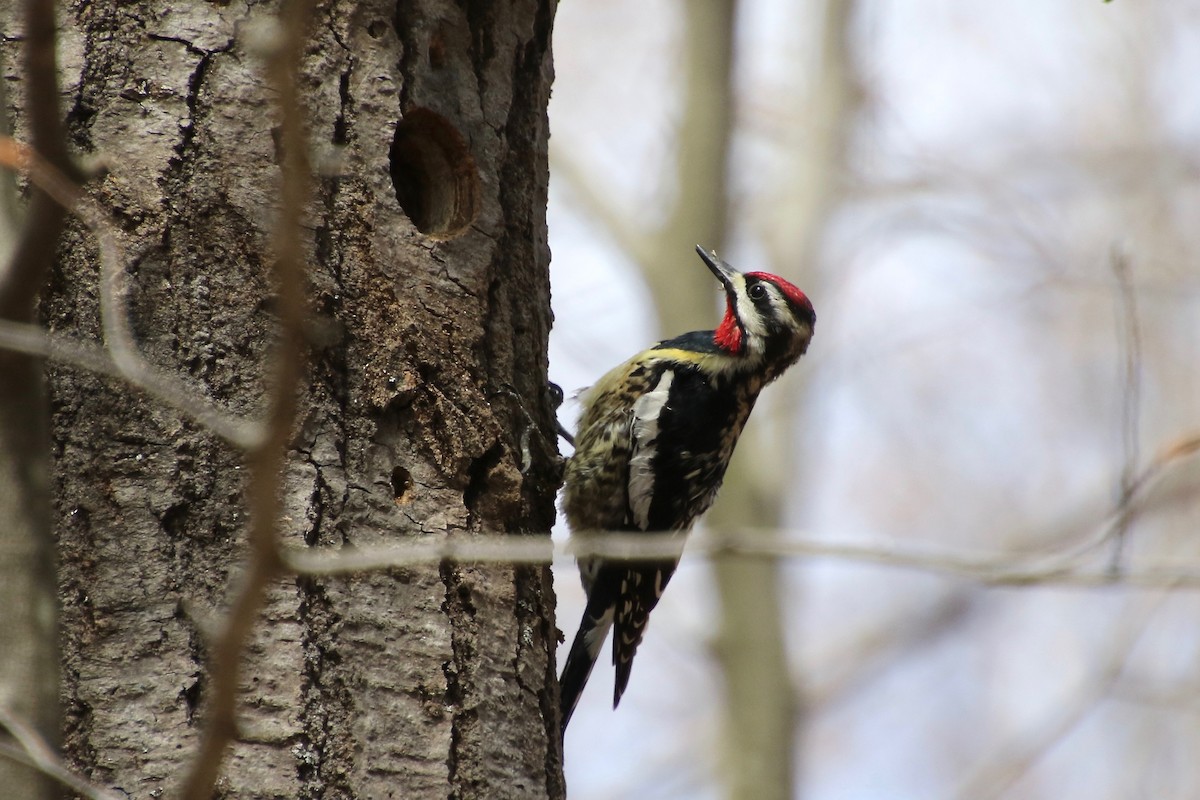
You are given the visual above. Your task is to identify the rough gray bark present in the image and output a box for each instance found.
[3,0,562,797]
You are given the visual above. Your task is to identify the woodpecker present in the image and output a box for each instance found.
[558,244,815,733]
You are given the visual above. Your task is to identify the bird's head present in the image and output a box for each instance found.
[697,245,815,379]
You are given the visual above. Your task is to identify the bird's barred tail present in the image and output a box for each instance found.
[612,622,641,710]
[558,599,614,735]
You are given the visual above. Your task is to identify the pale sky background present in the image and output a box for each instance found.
[547,1,1200,798]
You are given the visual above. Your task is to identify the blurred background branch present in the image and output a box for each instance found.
[0,707,121,800]
[0,2,72,798]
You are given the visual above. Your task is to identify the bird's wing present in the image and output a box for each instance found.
[625,367,674,530]
[612,367,685,704]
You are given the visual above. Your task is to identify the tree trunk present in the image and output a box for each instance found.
[23,1,562,797]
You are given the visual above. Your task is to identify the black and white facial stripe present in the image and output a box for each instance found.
[736,273,814,356]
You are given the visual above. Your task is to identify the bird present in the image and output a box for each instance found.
[557,244,815,734]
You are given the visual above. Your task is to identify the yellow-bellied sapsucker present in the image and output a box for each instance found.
[558,245,816,733]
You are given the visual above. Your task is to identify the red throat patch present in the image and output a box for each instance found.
[713,300,743,353]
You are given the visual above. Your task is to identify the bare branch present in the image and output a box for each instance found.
[0,708,122,800]
[279,525,1200,591]
[0,0,71,318]
[1108,245,1143,570]
[0,4,71,797]
[283,536,558,575]
[0,314,259,445]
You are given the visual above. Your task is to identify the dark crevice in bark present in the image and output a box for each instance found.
[296,575,353,800]
[392,0,419,112]
[333,68,351,145]
[489,2,564,791]
[439,559,475,799]
[178,530,214,728]
[180,672,203,723]
[295,453,354,797]
[304,451,328,547]
[296,40,356,778]
[63,2,118,147]
[56,475,98,780]
[441,653,464,793]
[463,441,504,516]
[60,688,98,780]
[463,0,496,87]
[176,50,212,161]
[165,30,235,188]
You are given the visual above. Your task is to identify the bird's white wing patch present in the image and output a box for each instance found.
[583,606,615,660]
[627,369,674,531]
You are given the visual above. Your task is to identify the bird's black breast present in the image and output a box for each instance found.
[643,364,753,532]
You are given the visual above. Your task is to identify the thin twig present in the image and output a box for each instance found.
[179,2,314,796]
[283,536,558,575]
[0,708,122,800]
[0,6,70,799]
[1108,245,1142,571]
[0,318,119,376]
[0,313,259,445]
[0,0,71,318]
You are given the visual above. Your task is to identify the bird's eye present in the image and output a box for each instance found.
[749,283,767,301]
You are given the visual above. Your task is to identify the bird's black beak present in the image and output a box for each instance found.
[695,245,740,296]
